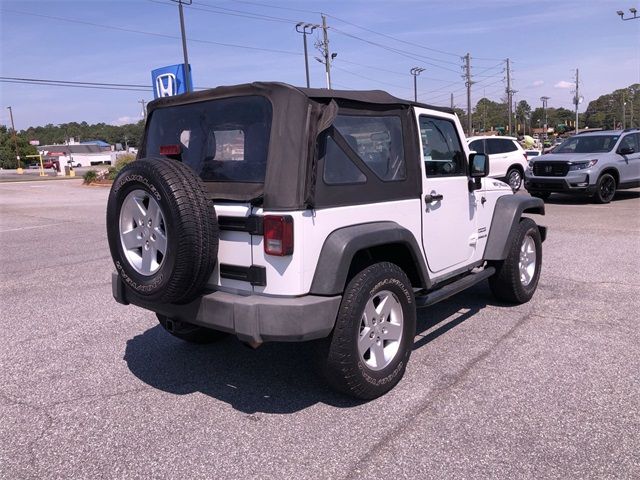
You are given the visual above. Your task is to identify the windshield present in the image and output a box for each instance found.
[145,95,272,183]
[554,135,619,154]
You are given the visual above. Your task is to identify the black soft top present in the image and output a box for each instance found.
[147,81,453,113]
[143,82,447,209]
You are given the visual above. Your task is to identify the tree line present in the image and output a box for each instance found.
[467,83,638,135]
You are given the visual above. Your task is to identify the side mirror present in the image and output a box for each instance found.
[618,146,635,156]
[469,153,489,177]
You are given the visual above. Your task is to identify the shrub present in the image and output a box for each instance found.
[83,170,98,184]
[114,154,136,172]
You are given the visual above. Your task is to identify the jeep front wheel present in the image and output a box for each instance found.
[320,262,416,400]
[489,218,542,304]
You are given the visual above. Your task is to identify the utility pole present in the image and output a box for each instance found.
[7,106,22,173]
[321,15,333,89]
[450,93,454,109]
[506,58,512,135]
[622,91,626,129]
[139,99,147,121]
[296,23,318,88]
[171,0,192,93]
[463,53,473,135]
[540,96,550,139]
[573,68,580,134]
[512,91,518,135]
[410,67,425,102]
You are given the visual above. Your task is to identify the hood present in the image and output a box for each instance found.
[535,152,602,162]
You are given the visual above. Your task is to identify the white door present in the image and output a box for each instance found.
[417,112,478,274]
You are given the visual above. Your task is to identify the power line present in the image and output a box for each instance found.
[325,14,462,60]
[1,76,150,88]
[337,59,451,83]
[1,79,151,92]
[332,65,410,91]
[226,0,320,15]
[1,8,301,56]
[150,0,298,25]
[329,26,462,74]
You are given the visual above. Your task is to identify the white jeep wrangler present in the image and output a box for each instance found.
[107,82,546,399]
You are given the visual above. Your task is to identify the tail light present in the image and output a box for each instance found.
[263,215,294,256]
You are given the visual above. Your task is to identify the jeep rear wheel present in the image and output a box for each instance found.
[319,262,416,400]
[489,217,542,304]
[106,157,219,304]
[594,173,616,204]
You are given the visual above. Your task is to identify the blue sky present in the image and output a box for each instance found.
[1,0,639,130]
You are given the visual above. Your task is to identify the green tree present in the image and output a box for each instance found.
[0,126,38,169]
[515,100,532,135]
[583,84,639,129]
[473,98,507,132]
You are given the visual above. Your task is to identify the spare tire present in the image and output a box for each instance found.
[106,157,218,304]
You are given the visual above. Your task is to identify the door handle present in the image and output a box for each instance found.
[424,193,444,203]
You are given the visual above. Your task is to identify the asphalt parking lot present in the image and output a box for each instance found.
[1,180,639,479]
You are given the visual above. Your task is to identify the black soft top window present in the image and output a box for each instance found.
[145,95,272,183]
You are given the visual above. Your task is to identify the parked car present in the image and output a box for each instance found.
[525,128,640,203]
[525,149,542,158]
[467,136,528,191]
[107,82,546,399]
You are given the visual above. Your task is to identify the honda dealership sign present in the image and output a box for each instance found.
[151,64,192,99]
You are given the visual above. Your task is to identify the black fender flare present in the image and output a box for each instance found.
[309,222,430,295]
[484,195,547,261]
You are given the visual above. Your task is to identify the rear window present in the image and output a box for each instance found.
[487,138,518,154]
[145,96,272,183]
[555,135,619,154]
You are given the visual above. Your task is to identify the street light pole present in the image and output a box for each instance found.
[617,7,639,20]
[171,0,192,93]
[296,23,318,88]
[7,106,22,173]
[410,67,425,102]
[540,96,550,139]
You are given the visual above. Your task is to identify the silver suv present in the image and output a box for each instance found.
[525,129,640,203]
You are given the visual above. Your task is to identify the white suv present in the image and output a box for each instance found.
[467,136,528,190]
[107,82,546,399]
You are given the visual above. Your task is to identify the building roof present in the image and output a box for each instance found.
[81,140,111,147]
[38,144,104,155]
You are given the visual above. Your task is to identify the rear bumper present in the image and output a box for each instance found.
[112,273,341,344]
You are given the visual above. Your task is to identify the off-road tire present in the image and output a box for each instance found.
[593,173,616,204]
[319,262,416,400]
[489,217,542,304]
[506,167,523,191]
[106,157,218,304]
[157,314,228,344]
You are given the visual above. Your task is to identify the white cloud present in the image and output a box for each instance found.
[532,80,544,87]
[112,116,139,126]
[554,80,573,89]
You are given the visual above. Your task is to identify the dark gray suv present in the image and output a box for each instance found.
[525,129,640,203]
